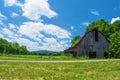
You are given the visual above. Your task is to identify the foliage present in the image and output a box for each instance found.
[0,38,29,55]
[85,19,120,38]
[109,32,120,58]
[71,35,81,47]
[112,20,120,28]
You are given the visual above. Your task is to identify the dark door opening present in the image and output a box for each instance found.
[104,52,109,58]
[73,52,77,57]
[89,52,96,58]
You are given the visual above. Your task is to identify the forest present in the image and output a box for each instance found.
[0,38,29,55]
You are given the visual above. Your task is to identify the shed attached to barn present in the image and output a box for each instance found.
[64,29,109,58]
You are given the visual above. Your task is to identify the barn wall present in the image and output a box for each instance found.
[76,30,108,58]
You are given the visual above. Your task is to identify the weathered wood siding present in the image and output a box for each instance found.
[75,30,109,58]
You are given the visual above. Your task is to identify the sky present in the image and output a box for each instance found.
[0,0,120,51]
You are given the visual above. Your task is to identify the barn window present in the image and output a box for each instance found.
[95,30,98,41]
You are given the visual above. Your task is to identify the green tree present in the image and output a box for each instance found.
[0,38,29,55]
[109,32,120,58]
[112,20,120,28]
[85,19,112,38]
[71,35,81,47]
[18,46,29,55]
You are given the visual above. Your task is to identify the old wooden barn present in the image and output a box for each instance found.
[64,29,109,58]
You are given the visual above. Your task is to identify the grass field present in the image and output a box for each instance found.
[0,61,120,80]
[0,55,89,60]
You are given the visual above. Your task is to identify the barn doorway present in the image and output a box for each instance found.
[89,52,96,58]
[73,52,77,57]
[104,52,109,58]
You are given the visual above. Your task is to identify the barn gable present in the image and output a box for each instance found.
[64,29,109,58]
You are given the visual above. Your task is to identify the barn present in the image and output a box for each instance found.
[64,29,109,58]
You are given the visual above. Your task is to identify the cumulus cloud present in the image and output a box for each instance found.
[1,28,16,40]
[111,17,120,24]
[4,0,17,6]
[0,22,71,51]
[44,24,70,39]
[19,22,44,40]
[15,38,41,51]
[4,0,57,20]
[2,0,70,51]
[9,23,16,29]
[0,33,4,38]
[90,9,100,16]
[21,0,57,20]
[0,12,7,20]
[19,22,71,39]
[0,12,7,25]
[11,12,19,18]
[0,21,3,25]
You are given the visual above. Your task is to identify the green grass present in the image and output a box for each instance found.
[0,61,120,80]
[0,55,90,60]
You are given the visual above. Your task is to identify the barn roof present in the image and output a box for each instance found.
[64,28,109,53]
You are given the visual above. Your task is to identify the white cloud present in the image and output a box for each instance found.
[2,0,70,51]
[0,12,7,25]
[2,28,15,39]
[19,22,44,40]
[0,21,3,25]
[4,0,57,20]
[18,22,71,51]
[0,22,71,51]
[21,0,57,20]
[90,9,99,16]
[8,23,19,32]
[41,37,69,51]
[111,17,120,24]
[9,23,16,29]
[70,26,74,30]
[11,12,19,18]
[4,0,17,6]
[0,12,7,20]
[82,22,90,26]
[44,24,71,39]
[0,33,4,38]
[19,22,71,39]
[15,38,40,51]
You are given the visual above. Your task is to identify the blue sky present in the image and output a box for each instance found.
[0,0,120,51]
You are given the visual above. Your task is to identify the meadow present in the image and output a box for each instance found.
[0,55,89,60]
[0,60,120,80]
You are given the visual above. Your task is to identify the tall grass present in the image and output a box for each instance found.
[0,54,76,60]
[0,61,120,80]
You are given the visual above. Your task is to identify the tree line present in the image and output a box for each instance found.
[0,38,29,55]
[72,19,120,58]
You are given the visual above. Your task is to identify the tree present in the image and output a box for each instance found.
[71,35,81,47]
[0,38,29,55]
[109,32,120,58]
[85,19,112,38]
[112,20,120,28]
[19,46,29,55]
